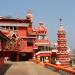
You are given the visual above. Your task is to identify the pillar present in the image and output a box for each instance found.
[44,57,46,62]
[41,57,43,62]
[17,52,19,61]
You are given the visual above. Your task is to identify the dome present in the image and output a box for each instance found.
[37,22,47,33]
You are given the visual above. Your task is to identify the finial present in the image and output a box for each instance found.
[26,8,33,21]
[59,18,62,22]
[59,18,63,26]
[27,8,32,14]
[59,18,64,31]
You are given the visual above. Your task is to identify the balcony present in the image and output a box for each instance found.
[35,40,50,46]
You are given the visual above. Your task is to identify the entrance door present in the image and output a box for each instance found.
[19,52,33,61]
[10,52,17,61]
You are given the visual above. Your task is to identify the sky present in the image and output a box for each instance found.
[0,0,75,50]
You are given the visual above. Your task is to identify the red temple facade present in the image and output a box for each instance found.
[0,9,50,62]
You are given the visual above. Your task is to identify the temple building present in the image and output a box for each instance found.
[0,9,34,61]
[0,9,70,66]
[0,9,50,62]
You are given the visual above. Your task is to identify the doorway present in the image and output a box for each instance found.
[10,52,17,61]
[19,52,33,61]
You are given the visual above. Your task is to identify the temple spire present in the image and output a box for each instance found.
[59,18,64,31]
[26,8,33,21]
[57,19,70,66]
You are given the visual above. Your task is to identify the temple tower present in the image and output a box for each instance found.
[34,22,51,63]
[56,19,70,66]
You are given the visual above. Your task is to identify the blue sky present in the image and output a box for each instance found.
[0,0,75,49]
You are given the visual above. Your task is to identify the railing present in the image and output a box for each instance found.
[33,58,75,75]
[45,63,75,75]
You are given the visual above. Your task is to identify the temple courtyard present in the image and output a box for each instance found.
[0,61,61,75]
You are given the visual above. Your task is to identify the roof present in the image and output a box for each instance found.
[0,17,31,23]
[36,51,51,56]
[36,51,51,54]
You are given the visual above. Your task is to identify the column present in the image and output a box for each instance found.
[17,52,19,61]
[41,57,43,62]
[44,57,46,62]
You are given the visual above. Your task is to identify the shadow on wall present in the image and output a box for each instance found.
[0,63,12,75]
